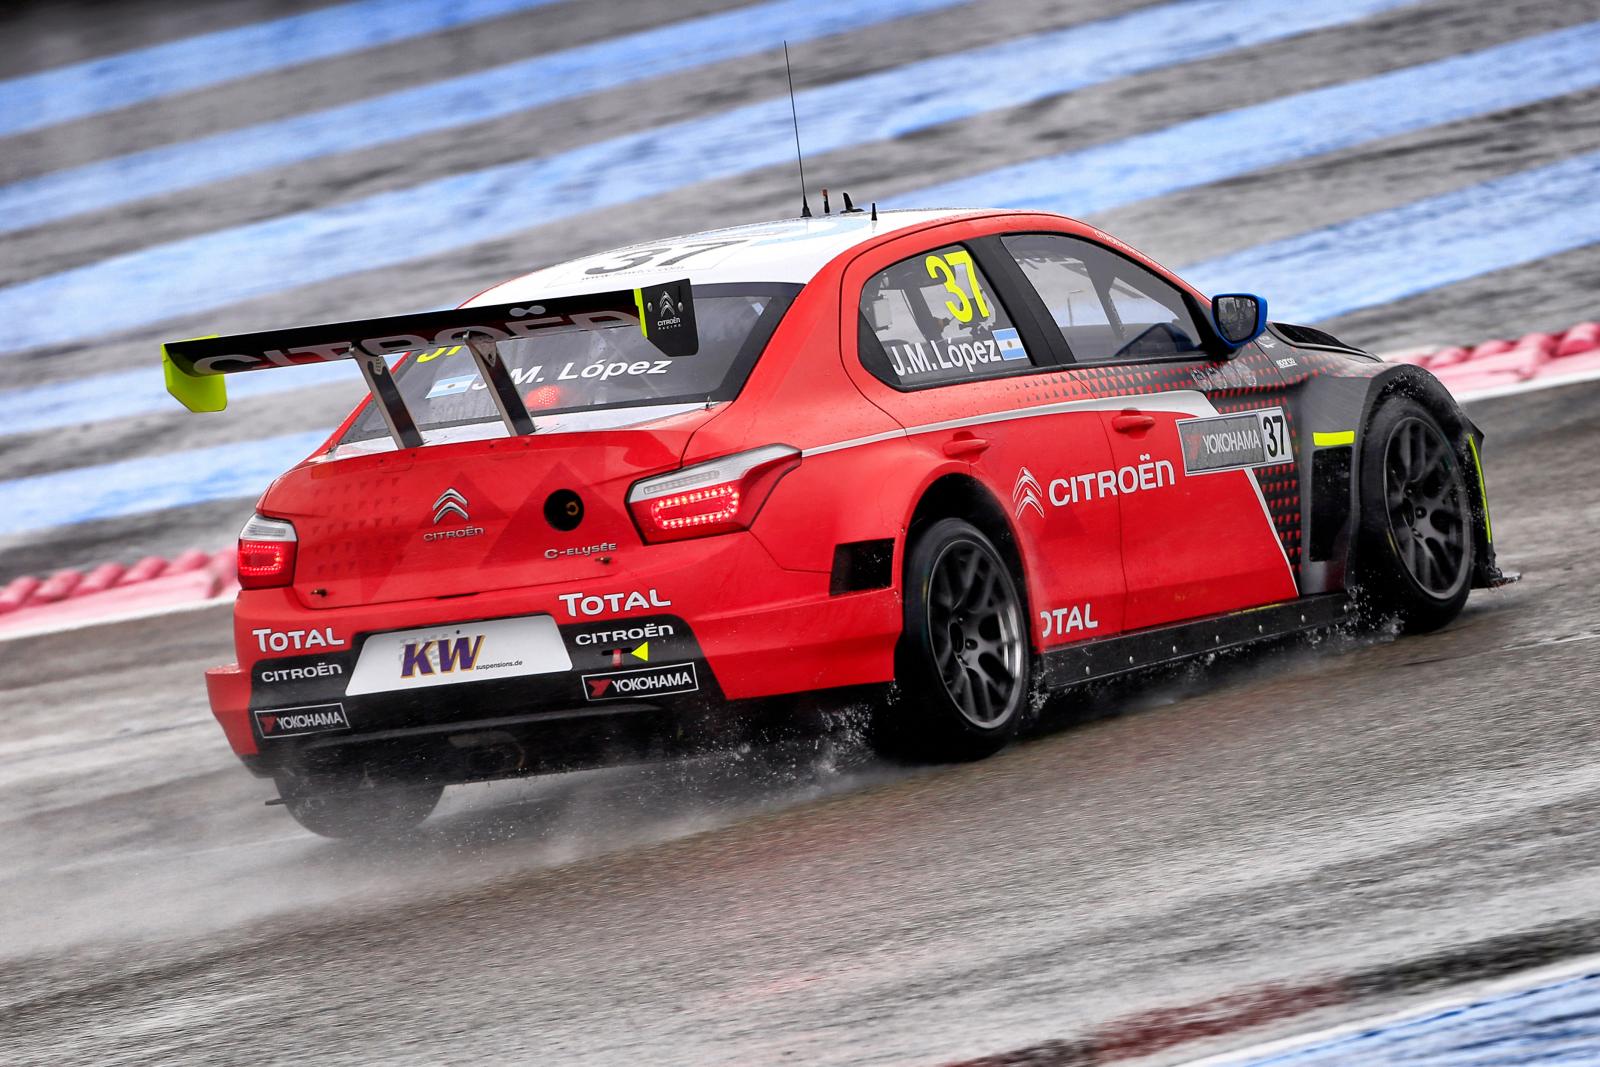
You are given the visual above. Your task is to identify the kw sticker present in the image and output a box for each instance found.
[401,635,487,678]
[346,615,569,696]
[1178,407,1291,474]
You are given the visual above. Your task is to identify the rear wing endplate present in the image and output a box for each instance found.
[161,279,697,448]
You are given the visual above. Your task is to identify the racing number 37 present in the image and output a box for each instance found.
[926,250,991,323]
[1262,411,1288,462]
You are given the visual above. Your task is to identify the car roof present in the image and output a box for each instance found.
[471,208,994,304]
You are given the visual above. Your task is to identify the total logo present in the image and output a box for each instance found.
[558,589,672,618]
[1040,603,1099,639]
[253,627,347,653]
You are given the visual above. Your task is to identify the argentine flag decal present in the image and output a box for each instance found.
[993,327,1027,360]
[426,373,478,399]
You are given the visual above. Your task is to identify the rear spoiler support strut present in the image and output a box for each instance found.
[160,279,698,450]
[356,351,423,449]
[467,337,535,438]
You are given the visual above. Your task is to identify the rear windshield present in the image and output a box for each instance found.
[341,283,798,444]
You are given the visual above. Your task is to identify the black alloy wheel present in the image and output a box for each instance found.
[1383,415,1470,598]
[1354,398,1474,633]
[927,538,1027,729]
[877,518,1030,761]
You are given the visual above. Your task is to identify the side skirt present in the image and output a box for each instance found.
[1040,594,1353,690]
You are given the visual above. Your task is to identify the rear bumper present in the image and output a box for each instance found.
[207,533,901,766]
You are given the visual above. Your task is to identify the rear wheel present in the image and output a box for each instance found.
[1353,399,1473,632]
[276,767,443,840]
[876,518,1031,761]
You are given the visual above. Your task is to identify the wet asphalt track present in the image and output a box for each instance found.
[1,378,1597,1065]
[4,0,1600,1062]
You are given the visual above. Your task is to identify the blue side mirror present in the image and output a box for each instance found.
[1211,293,1269,349]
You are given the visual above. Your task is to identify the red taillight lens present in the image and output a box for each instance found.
[237,514,298,589]
[628,445,801,543]
[647,483,743,534]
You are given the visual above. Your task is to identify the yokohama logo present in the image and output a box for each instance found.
[1013,467,1045,519]
[582,662,699,701]
[253,703,350,739]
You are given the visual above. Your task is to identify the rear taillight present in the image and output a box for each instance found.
[628,445,801,543]
[237,514,298,589]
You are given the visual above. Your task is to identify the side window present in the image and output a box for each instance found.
[1001,235,1118,362]
[1002,233,1207,363]
[1105,273,1205,360]
[859,244,1034,387]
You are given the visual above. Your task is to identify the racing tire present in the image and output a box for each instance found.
[876,518,1032,762]
[276,769,443,840]
[1352,399,1474,633]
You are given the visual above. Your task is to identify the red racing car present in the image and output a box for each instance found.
[164,208,1508,837]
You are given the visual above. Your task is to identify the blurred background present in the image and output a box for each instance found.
[1,0,1596,586]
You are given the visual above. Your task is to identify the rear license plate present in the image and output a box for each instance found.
[345,615,571,696]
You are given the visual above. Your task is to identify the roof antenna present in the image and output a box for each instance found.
[822,188,831,214]
[784,42,812,219]
[841,192,863,214]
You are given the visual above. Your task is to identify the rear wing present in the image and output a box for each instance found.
[161,279,697,448]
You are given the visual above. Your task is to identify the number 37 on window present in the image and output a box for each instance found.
[925,250,992,324]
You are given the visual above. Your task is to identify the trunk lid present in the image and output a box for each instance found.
[264,408,715,609]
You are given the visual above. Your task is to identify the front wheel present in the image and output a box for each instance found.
[875,518,1032,761]
[1353,399,1474,633]
[276,767,443,840]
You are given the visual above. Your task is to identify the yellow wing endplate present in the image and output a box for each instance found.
[161,337,227,413]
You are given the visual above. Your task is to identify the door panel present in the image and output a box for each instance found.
[971,408,1127,646]
[1097,386,1299,630]
[860,382,1130,650]
[994,229,1302,630]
